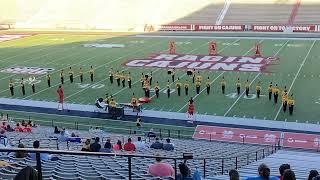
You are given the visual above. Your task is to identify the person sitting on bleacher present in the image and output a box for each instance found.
[54,126,61,134]
[68,132,81,143]
[100,139,112,153]
[29,140,52,161]
[0,122,7,130]
[5,125,13,132]
[81,139,91,151]
[150,138,163,149]
[123,138,136,152]
[15,143,27,158]
[278,164,290,180]
[146,128,156,138]
[113,140,123,151]
[162,138,174,151]
[14,123,23,132]
[22,124,32,133]
[90,137,101,152]
[148,154,174,178]
[245,163,279,180]
[134,137,147,150]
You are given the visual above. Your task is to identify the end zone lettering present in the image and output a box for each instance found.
[0,66,55,75]
[124,53,278,72]
[0,34,32,42]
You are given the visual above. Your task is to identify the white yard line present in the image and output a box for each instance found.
[0,37,128,94]
[223,40,290,117]
[215,0,231,25]
[22,38,162,99]
[177,39,256,113]
[273,40,316,120]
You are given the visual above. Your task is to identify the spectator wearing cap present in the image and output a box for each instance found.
[150,138,163,149]
[283,169,295,180]
[148,154,174,177]
[163,138,174,151]
[308,170,319,180]
[124,138,136,152]
[90,137,101,152]
[134,137,147,150]
[245,163,279,180]
[279,164,290,180]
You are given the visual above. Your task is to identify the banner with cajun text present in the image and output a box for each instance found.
[194,24,245,31]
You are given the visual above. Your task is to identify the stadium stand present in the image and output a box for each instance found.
[222,0,296,24]
[0,120,273,179]
[294,0,320,24]
[212,150,320,180]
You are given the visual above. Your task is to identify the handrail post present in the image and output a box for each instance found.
[263,149,265,158]
[221,158,224,174]
[246,154,249,165]
[255,151,258,161]
[159,129,162,139]
[174,159,177,180]
[203,159,206,178]
[56,139,59,150]
[235,157,238,169]
[128,156,132,180]
[168,129,171,138]
[178,130,180,139]
[36,152,43,180]
[51,119,53,127]
[67,141,70,150]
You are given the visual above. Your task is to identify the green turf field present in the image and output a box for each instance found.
[0,32,319,123]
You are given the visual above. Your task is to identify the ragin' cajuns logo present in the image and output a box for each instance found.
[124,53,278,72]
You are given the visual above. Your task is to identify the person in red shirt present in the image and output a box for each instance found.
[123,138,136,152]
[57,85,64,110]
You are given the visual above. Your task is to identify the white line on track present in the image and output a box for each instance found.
[177,39,255,112]
[273,40,316,120]
[223,40,290,117]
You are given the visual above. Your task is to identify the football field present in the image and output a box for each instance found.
[0,32,319,124]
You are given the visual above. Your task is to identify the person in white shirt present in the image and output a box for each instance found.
[134,137,147,150]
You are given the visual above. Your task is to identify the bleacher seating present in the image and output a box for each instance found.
[0,123,269,179]
[211,150,320,180]
[294,0,320,24]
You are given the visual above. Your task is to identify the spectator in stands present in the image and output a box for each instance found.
[279,164,291,180]
[146,128,156,138]
[0,130,8,147]
[113,140,123,151]
[134,137,147,150]
[124,138,136,152]
[27,120,35,127]
[283,169,295,180]
[6,125,14,132]
[308,170,319,180]
[177,162,192,180]
[29,140,51,161]
[148,154,174,177]
[150,138,163,149]
[54,126,61,134]
[0,129,6,138]
[163,138,174,151]
[68,132,81,143]
[229,169,240,180]
[15,143,27,158]
[21,120,26,127]
[100,139,112,153]
[14,123,23,132]
[90,137,101,152]
[245,163,279,180]
[0,122,6,130]
[81,139,90,151]
[23,124,32,132]
[14,166,38,180]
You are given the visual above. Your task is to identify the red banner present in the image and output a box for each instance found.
[283,132,320,150]
[194,24,244,31]
[159,24,192,31]
[252,25,316,32]
[193,125,281,145]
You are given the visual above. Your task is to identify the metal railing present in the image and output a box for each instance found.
[0,145,277,180]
